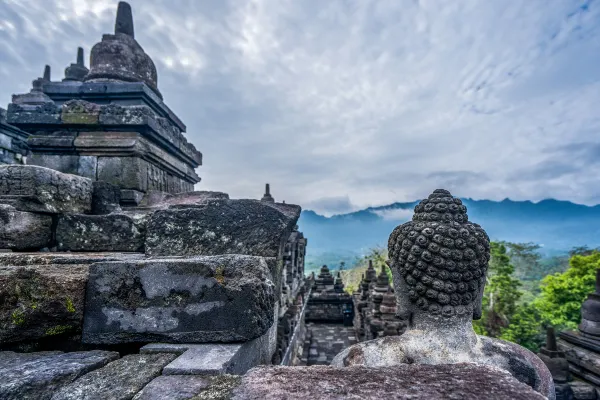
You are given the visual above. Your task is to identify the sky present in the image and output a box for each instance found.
[1,0,600,215]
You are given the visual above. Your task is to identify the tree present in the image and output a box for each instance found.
[502,242,544,281]
[474,242,522,337]
[534,252,600,330]
[500,303,544,352]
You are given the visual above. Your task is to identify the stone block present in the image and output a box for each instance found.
[0,165,92,214]
[0,264,88,344]
[97,156,147,191]
[0,204,52,250]
[141,320,277,376]
[29,154,80,176]
[121,189,144,206]
[77,156,98,179]
[56,213,148,252]
[51,353,177,400]
[92,181,122,214]
[0,253,143,345]
[98,103,154,125]
[7,102,61,125]
[132,375,210,400]
[82,255,276,344]
[145,199,301,258]
[61,100,100,124]
[0,350,119,400]
[231,364,547,400]
[140,190,229,208]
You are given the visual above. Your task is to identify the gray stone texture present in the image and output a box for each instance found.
[145,199,301,258]
[0,264,88,344]
[0,165,92,214]
[0,107,29,165]
[0,253,143,345]
[0,204,52,250]
[132,375,210,400]
[51,353,177,400]
[82,255,276,344]
[6,102,61,125]
[92,180,122,214]
[0,350,119,400]
[140,190,229,208]
[231,364,547,400]
[56,212,148,252]
[61,100,100,124]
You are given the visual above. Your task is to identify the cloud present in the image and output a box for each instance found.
[304,195,356,216]
[372,208,414,222]
[1,0,600,214]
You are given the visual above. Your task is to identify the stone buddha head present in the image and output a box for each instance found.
[387,189,491,325]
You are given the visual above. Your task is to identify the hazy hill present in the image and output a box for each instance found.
[298,198,600,271]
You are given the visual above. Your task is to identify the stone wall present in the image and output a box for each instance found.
[0,108,28,165]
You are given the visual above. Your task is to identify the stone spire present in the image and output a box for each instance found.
[85,1,161,98]
[43,65,51,82]
[334,271,345,293]
[261,183,275,203]
[115,1,134,37]
[12,65,53,105]
[63,47,89,82]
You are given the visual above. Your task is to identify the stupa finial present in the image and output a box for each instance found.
[115,1,134,38]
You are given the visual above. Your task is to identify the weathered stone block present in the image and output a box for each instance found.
[132,375,210,400]
[97,156,147,191]
[99,103,154,125]
[145,199,301,258]
[0,253,143,345]
[51,353,177,400]
[56,213,148,252]
[82,255,276,344]
[121,189,144,206]
[0,350,119,400]
[0,204,52,250]
[29,154,80,176]
[0,264,88,344]
[92,180,122,214]
[232,364,547,400]
[0,165,92,214]
[7,102,61,125]
[140,190,229,208]
[61,100,101,124]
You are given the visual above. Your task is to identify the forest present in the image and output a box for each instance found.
[337,243,600,352]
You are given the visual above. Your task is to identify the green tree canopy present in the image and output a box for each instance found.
[534,252,600,330]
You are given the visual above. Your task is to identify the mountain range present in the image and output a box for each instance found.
[297,198,600,270]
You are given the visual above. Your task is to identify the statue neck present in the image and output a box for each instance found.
[408,312,478,349]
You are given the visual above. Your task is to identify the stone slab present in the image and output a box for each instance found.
[0,264,88,344]
[0,165,92,213]
[51,353,177,400]
[56,212,148,252]
[139,190,229,208]
[132,375,210,400]
[0,204,52,250]
[145,199,301,258]
[82,255,276,344]
[141,338,274,376]
[0,350,119,400]
[231,364,547,400]
[92,180,121,214]
[0,253,143,345]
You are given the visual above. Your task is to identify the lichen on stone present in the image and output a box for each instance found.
[192,375,242,400]
[45,324,73,336]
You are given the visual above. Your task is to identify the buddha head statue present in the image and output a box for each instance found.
[387,189,491,324]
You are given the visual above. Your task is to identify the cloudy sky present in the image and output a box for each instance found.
[1,0,600,215]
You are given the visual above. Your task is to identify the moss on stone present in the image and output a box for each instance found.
[192,375,242,400]
[45,325,73,336]
[66,297,76,313]
[214,265,226,285]
[11,309,25,325]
